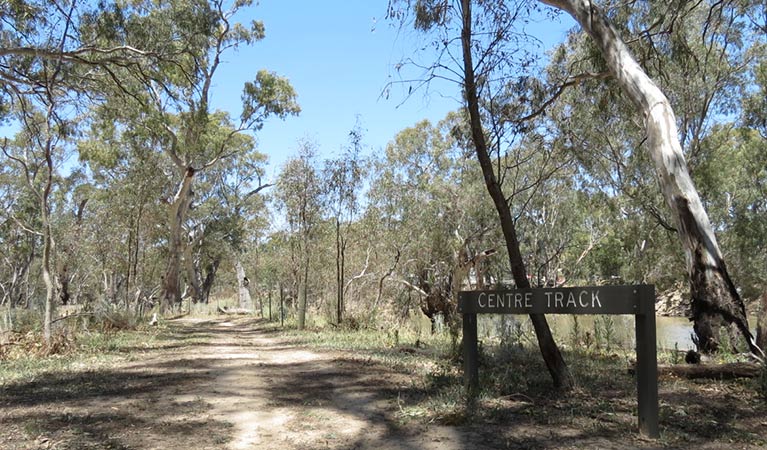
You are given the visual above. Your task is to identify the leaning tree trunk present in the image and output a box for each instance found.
[460,0,573,389]
[541,0,760,355]
[161,167,195,311]
[201,257,220,304]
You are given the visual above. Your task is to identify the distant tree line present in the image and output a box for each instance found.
[1,1,766,367]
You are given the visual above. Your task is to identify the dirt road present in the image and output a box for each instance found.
[1,318,481,450]
[4,316,766,449]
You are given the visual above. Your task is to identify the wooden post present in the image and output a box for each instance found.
[635,285,659,438]
[459,285,659,438]
[279,282,284,327]
[463,313,479,395]
[268,289,273,322]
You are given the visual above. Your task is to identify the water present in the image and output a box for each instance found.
[478,314,721,351]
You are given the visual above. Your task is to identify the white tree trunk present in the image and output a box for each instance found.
[235,258,253,310]
[541,0,759,354]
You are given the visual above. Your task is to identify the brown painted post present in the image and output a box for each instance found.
[463,313,479,395]
[459,285,658,437]
[268,289,273,322]
[635,285,659,438]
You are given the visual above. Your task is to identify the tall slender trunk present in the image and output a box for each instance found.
[541,0,760,356]
[335,218,343,324]
[340,239,345,322]
[460,0,573,388]
[40,125,56,343]
[132,204,143,299]
[126,218,135,306]
[41,217,55,343]
[279,282,285,327]
[298,241,309,330]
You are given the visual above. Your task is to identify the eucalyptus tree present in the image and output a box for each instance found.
[1,96,72,343]
[275,142,323,330]
[538,0,763,354]
[322,121,365,324]
[387,0,574,388]
[0,0,162,116]
[0,163,39,311]
[210,139,271,309]
[0,0,121,340]
[79,110,170,308]
[367,116,497,333]
[395,0,763,357]
[88,0,299,309]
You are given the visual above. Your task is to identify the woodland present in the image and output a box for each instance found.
[1,1,767,446]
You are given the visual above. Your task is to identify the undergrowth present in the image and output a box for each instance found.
[261,317,767,448]
[0,324,161,385]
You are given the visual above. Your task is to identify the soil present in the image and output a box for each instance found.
[1,317,766,449]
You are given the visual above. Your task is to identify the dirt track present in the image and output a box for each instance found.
[1,318,486,450]
[5,317,764,449]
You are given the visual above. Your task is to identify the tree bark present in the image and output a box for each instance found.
[161,167,195,311]
[40,120,57,344]
[540,0,760,356]
[201,257,220,304]
[336,218,343,324]
[235,257,253,310]
[756,291,767,351]
[460,0,573,389]
[183,240,203,303]
[297,248,309,330]
[41,213,55,343]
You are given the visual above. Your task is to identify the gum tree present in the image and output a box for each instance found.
[275,142,322,330]
[388,0,574,388]
[539,0,761,355]
[91,0,299,309]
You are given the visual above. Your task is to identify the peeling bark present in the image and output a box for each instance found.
[540,0,760,355]
[235,258,253,310]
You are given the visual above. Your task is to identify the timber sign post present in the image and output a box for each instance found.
[458,285,659,438]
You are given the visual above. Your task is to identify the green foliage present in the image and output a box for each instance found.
[241,70,301,127]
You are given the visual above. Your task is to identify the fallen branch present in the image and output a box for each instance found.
[217,306,253,315]
[51,312,94,324]
[628,362,762,380]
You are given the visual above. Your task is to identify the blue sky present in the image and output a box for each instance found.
[210,1,575,180]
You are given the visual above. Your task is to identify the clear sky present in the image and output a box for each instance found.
[210,1,575,180]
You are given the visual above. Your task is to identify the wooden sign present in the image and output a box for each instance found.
[458,285,651,315]
[459,284,658,439]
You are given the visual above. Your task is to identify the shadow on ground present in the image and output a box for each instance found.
[2,318,765,449]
